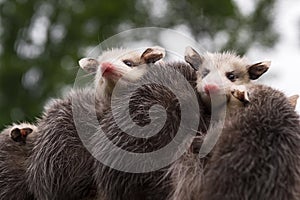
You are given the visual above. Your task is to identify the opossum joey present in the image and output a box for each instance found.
[185,46,270,109]
[79,46,165,102]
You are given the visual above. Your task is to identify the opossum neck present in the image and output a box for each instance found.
[203,93,243,121]
[96,78,116,105]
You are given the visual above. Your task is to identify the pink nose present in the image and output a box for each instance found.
[204,84,219,95]
[101,62,114,75]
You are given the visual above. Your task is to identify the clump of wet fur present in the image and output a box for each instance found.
[0,123,37,200]
[200,84,300,200]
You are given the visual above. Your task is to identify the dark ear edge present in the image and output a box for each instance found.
[141,47,165,64]
[10,128,21,141]
[78,58,99,73]
[184,46,203,71]
[247,61,271,80]
[10,128,25,143]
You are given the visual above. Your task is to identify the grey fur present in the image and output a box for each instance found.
[24,57,300,200]
[26,89,102,200]
[27,47,167,200]
[166,135,206,200]
[91,61,208,200]
[0,124,36,200]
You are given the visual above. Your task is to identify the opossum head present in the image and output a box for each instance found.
[185,46,270,108]
[1,123,37,144]
[79,46,165,99]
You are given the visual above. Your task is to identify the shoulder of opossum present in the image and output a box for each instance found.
[27,88,102,200]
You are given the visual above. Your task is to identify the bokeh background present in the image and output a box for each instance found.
[0,0,299,130]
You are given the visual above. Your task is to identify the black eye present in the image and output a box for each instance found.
[202,68,210,78]
[123,60,134,67]
[226,72,237,82]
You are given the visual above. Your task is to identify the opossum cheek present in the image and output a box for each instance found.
[121,66,147,82]
[196,83,205,95]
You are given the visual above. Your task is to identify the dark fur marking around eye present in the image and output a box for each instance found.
[123,60,134,67]
[226,71,237,82]
[202,68,210,78]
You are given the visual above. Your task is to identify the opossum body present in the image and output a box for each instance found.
[0,123,37,200]
[27,47,166,200]
[168,85,300,200]
[91,61,208,200]
[171,85,300,200]
[168,49,300,200]
[167,47,272,200]
[26,89,101,200]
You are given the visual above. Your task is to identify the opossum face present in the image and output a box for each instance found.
[185,46,270,107]
[79,46,165,98]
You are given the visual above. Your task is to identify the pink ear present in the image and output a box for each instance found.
[141,46,165,64]
[247,61,271,80]
[184,46,204,71]
[288,94,299,109]
[78,58,99,73]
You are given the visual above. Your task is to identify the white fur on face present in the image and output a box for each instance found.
[94,49,149,97]
[196,52,252,105]
[79,46,165,99]
[97,50,147,80]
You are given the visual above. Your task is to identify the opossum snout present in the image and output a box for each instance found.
[204,84,220,95]
[101,62,115,77]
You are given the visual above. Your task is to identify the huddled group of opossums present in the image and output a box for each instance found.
[1,45,300,200]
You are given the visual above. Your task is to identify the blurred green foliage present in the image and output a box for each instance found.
[0,0,277,130]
